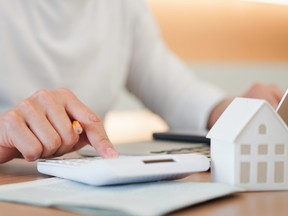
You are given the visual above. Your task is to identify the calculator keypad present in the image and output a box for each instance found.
[43,157,100,166]
[150,146,210,158]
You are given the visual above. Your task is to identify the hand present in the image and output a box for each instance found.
[0,88,118,164]
[207,83,284,129]
[241,83,283,109]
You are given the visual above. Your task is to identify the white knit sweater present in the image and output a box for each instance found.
[0,0,226,130]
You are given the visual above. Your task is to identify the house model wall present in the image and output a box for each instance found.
[207,97,288,191]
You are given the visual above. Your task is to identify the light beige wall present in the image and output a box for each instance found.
[111,1,288,111]
[190,63,288,95]
[107,1,288,137]
[147,0,288,61]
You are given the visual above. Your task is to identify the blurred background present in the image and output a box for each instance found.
[105,0,288,143]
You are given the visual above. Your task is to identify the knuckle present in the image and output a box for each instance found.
[61,134,77,147]
[56,88,76,99]
[31,89,52,100]
[97,137,111,147]
[55,88,81,106]
[30,89,55,107]
[1,110,23,131]
[45,135,62,152]
[24,145,43,161]
[17,99,38,116]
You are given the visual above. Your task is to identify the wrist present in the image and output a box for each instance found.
[207,97,234,129]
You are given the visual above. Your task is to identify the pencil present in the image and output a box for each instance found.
[72,120,83,134]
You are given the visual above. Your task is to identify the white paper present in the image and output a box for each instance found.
[0,178,241,216]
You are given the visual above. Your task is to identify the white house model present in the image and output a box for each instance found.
[207,97,288,191]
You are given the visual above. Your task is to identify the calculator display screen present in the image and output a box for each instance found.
[142,159,175,164]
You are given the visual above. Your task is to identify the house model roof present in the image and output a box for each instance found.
[206,97,288,142]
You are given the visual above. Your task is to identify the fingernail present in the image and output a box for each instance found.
[106,147,118,158]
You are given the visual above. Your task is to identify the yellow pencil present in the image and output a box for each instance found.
[72,120,83,134]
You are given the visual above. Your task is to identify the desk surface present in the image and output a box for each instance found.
[1,155,288,216]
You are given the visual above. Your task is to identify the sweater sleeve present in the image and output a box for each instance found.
[126,0,226,131]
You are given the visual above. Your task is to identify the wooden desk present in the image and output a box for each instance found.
[1,157,288,216]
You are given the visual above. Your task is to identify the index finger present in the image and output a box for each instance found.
[55,89,118,158]
[79,113,118,158]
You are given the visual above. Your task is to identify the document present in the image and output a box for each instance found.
[0,178,241,216]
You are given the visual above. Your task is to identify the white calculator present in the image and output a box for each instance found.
[37,154,210,186]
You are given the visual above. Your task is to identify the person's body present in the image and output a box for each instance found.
[0,0,283,163]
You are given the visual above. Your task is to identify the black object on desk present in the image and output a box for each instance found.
[152,131,210,144]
